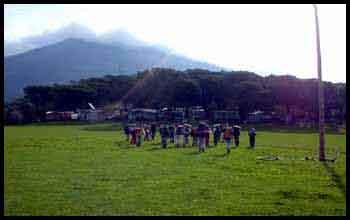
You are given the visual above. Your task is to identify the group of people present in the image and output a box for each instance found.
[124,122,157,146]
[123,121,257,154]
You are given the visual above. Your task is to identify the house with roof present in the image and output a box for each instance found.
[212,110,240,123]
[77,103,106,122]
[127,108,158,122]
[189,106,206,120]
[247,110,281,123]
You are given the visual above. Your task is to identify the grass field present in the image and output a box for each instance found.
[4,122,346,215]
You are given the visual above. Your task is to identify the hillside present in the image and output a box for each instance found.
[6,68,345,125]
[4,38,222,101]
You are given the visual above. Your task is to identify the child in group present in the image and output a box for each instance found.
[220,123,225,143]
[169,124,175,144]
[151,123,157,141]
[183,124,191,147]
[144,125,151,142]
[141,126,146,146]
[135,126,142,147]
[249,128,256,148]
[175,124,184,147]
[130,126,136,145]
[197,123,206,152]
[123,123,130,141]
[223,124,233,154]
[143,125,147,142]
[233,125,241,147]
[191,126,198,147]
[159,124,169,148]
[213,124,222,146]
[204,126,211,147]
[196,127,201,148]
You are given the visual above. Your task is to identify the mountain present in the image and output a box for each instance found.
[98,28,148,47]
[4,23,97,56]
[4,24,174,57]
[4,38,223,101]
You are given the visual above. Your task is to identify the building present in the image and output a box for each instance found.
[248,111,265,123]
[87,110,105,122]
[78,109,106,122]
[212,110,240,123]
[158,108,171,122]
[77,103,106,122]
[156,108,185,122]
[71,113,78,120]
[128,108,158,122]
[172,110,185,122]
[77,109,89,121]
[46,111,74,121]
[279,105,316,125]
[189,106,206,120]
[247,110,280,123]
[46,111,62,121]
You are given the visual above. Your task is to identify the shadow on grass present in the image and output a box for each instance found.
[147,145,183,151]
[32,121,92,126]
[184,151,201,155]
[211,153,227,158]
[114,140,136,149]
[148,146,164,151]
[241,125,345,135]
[81,124,122,132]
[323,162,346,198]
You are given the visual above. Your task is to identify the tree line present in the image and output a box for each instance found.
[4,68,346,125]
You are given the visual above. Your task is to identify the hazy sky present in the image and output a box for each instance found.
[4,4,346,82]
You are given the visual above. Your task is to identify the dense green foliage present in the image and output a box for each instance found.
[5,123,346,215]
[5,68,346,125]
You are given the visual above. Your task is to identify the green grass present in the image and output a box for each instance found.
[4,123,346,215]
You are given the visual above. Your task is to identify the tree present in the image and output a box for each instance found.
[172,80,201,107]
[6,67,344,127]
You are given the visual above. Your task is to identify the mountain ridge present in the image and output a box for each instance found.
[4,37,223,101]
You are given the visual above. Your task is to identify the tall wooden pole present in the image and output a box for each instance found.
[313,4,325,161]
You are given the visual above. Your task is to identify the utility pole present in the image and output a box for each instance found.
[313,4,325,161]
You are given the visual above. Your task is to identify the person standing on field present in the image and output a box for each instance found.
[213,124,222,146]
[175,124,184,147]
[183,124,191,147]
[169,124,175,144]
[130,126,136,145]
[204,126,211,147]
[151,122,157,141]
[143,124,149,142]
[223,124,233,154]
[233,125,241,147]
[141,126,146,145]
[135,126,142,147]
[249,128,256,148]
[191,126,197,146]
[197,122,206,152]
[159,124,169,148]
[123,123,130,141]
[220,123,225,143]
[146,125,151,142]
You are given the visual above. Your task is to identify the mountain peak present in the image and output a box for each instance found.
[99,28,148,47]
[5,38,222,101]
[5,23,98,56]
[56,23,97,40]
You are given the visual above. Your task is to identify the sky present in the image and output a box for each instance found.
[4,4,346,82]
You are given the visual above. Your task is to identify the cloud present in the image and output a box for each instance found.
[4,4,346,82]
